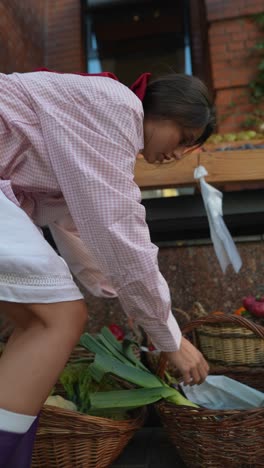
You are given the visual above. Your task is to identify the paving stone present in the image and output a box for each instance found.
[111,428,186,468]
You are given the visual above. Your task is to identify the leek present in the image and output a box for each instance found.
[89,353,163,388]
[80,333,110,357]
[80,329,199,410]
[89,386,196,410]
[100,326,148,370]
[96,333,134,367]
[81,328,149,371]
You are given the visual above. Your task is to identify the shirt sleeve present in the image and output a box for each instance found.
[48,212,117,299]
[40,96,182,352]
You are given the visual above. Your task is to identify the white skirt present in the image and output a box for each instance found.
[0,190,83,303]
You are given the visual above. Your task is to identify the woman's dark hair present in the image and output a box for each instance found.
[143,73,216,146]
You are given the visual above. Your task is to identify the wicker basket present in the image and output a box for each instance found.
[156,399,264,468]
[184,312,264,393]
[32,343,146,468]
[189,309,264,367]
[155,314,264,468]
[32,405,145,468]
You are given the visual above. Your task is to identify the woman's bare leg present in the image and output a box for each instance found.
[0,299,88,416]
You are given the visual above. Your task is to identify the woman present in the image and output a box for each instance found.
[0,70,215,466]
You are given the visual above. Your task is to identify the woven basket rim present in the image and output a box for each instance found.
[39,404,146,432]
[156,399,264,417]
[182,312,264,337]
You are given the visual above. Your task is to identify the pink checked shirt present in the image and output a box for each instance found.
[0,71,181,352]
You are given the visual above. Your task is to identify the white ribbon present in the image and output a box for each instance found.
[194,165,242,273]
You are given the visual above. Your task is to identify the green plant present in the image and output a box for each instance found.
[243,108,264,130]
[215,13,264,132]
[241,13,264,131]
[249,13,264,103]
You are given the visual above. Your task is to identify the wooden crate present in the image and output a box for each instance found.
[134,146,264,190]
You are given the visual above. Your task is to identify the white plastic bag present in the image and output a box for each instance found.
[194,165,242,273]
[181,375,264,410]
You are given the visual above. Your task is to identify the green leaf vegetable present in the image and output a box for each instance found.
[79,327,198,410]
[56,326,198,420]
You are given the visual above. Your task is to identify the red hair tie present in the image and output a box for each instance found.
[35,68,151,102]
[130,72,151,101]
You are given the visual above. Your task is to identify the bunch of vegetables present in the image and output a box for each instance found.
[243,295,264,318]
[45,326,198,419]
[59,361,130,419]
[44,323,129,417]
[233,292,264,324]
[78,326,198,412]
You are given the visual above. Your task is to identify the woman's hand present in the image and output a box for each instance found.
[163,337,209,386]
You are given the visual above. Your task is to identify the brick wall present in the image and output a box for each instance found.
[205,0,264,132]
[45,0,85,72]
[0,0,85,74]
[0,0,45,72]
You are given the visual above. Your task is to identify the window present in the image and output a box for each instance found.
[83,0,194,199]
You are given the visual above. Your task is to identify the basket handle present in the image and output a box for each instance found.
[182,312,264,338]
[156,312,264,380]
[171,307,192,322]
[172,303,208,322]
[191,302,208,319]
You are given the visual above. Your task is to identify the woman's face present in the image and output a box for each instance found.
[142,119,203,163]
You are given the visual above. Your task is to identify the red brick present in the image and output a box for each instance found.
[248,30,263,40]
[230,32,248,42]
[212,62,229,72]
[246,39,260,50]
[228,41,245,51]
[210,43,227,53]
[215,89,234,105]
[225,21,244,34]
[214,78,232,89]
